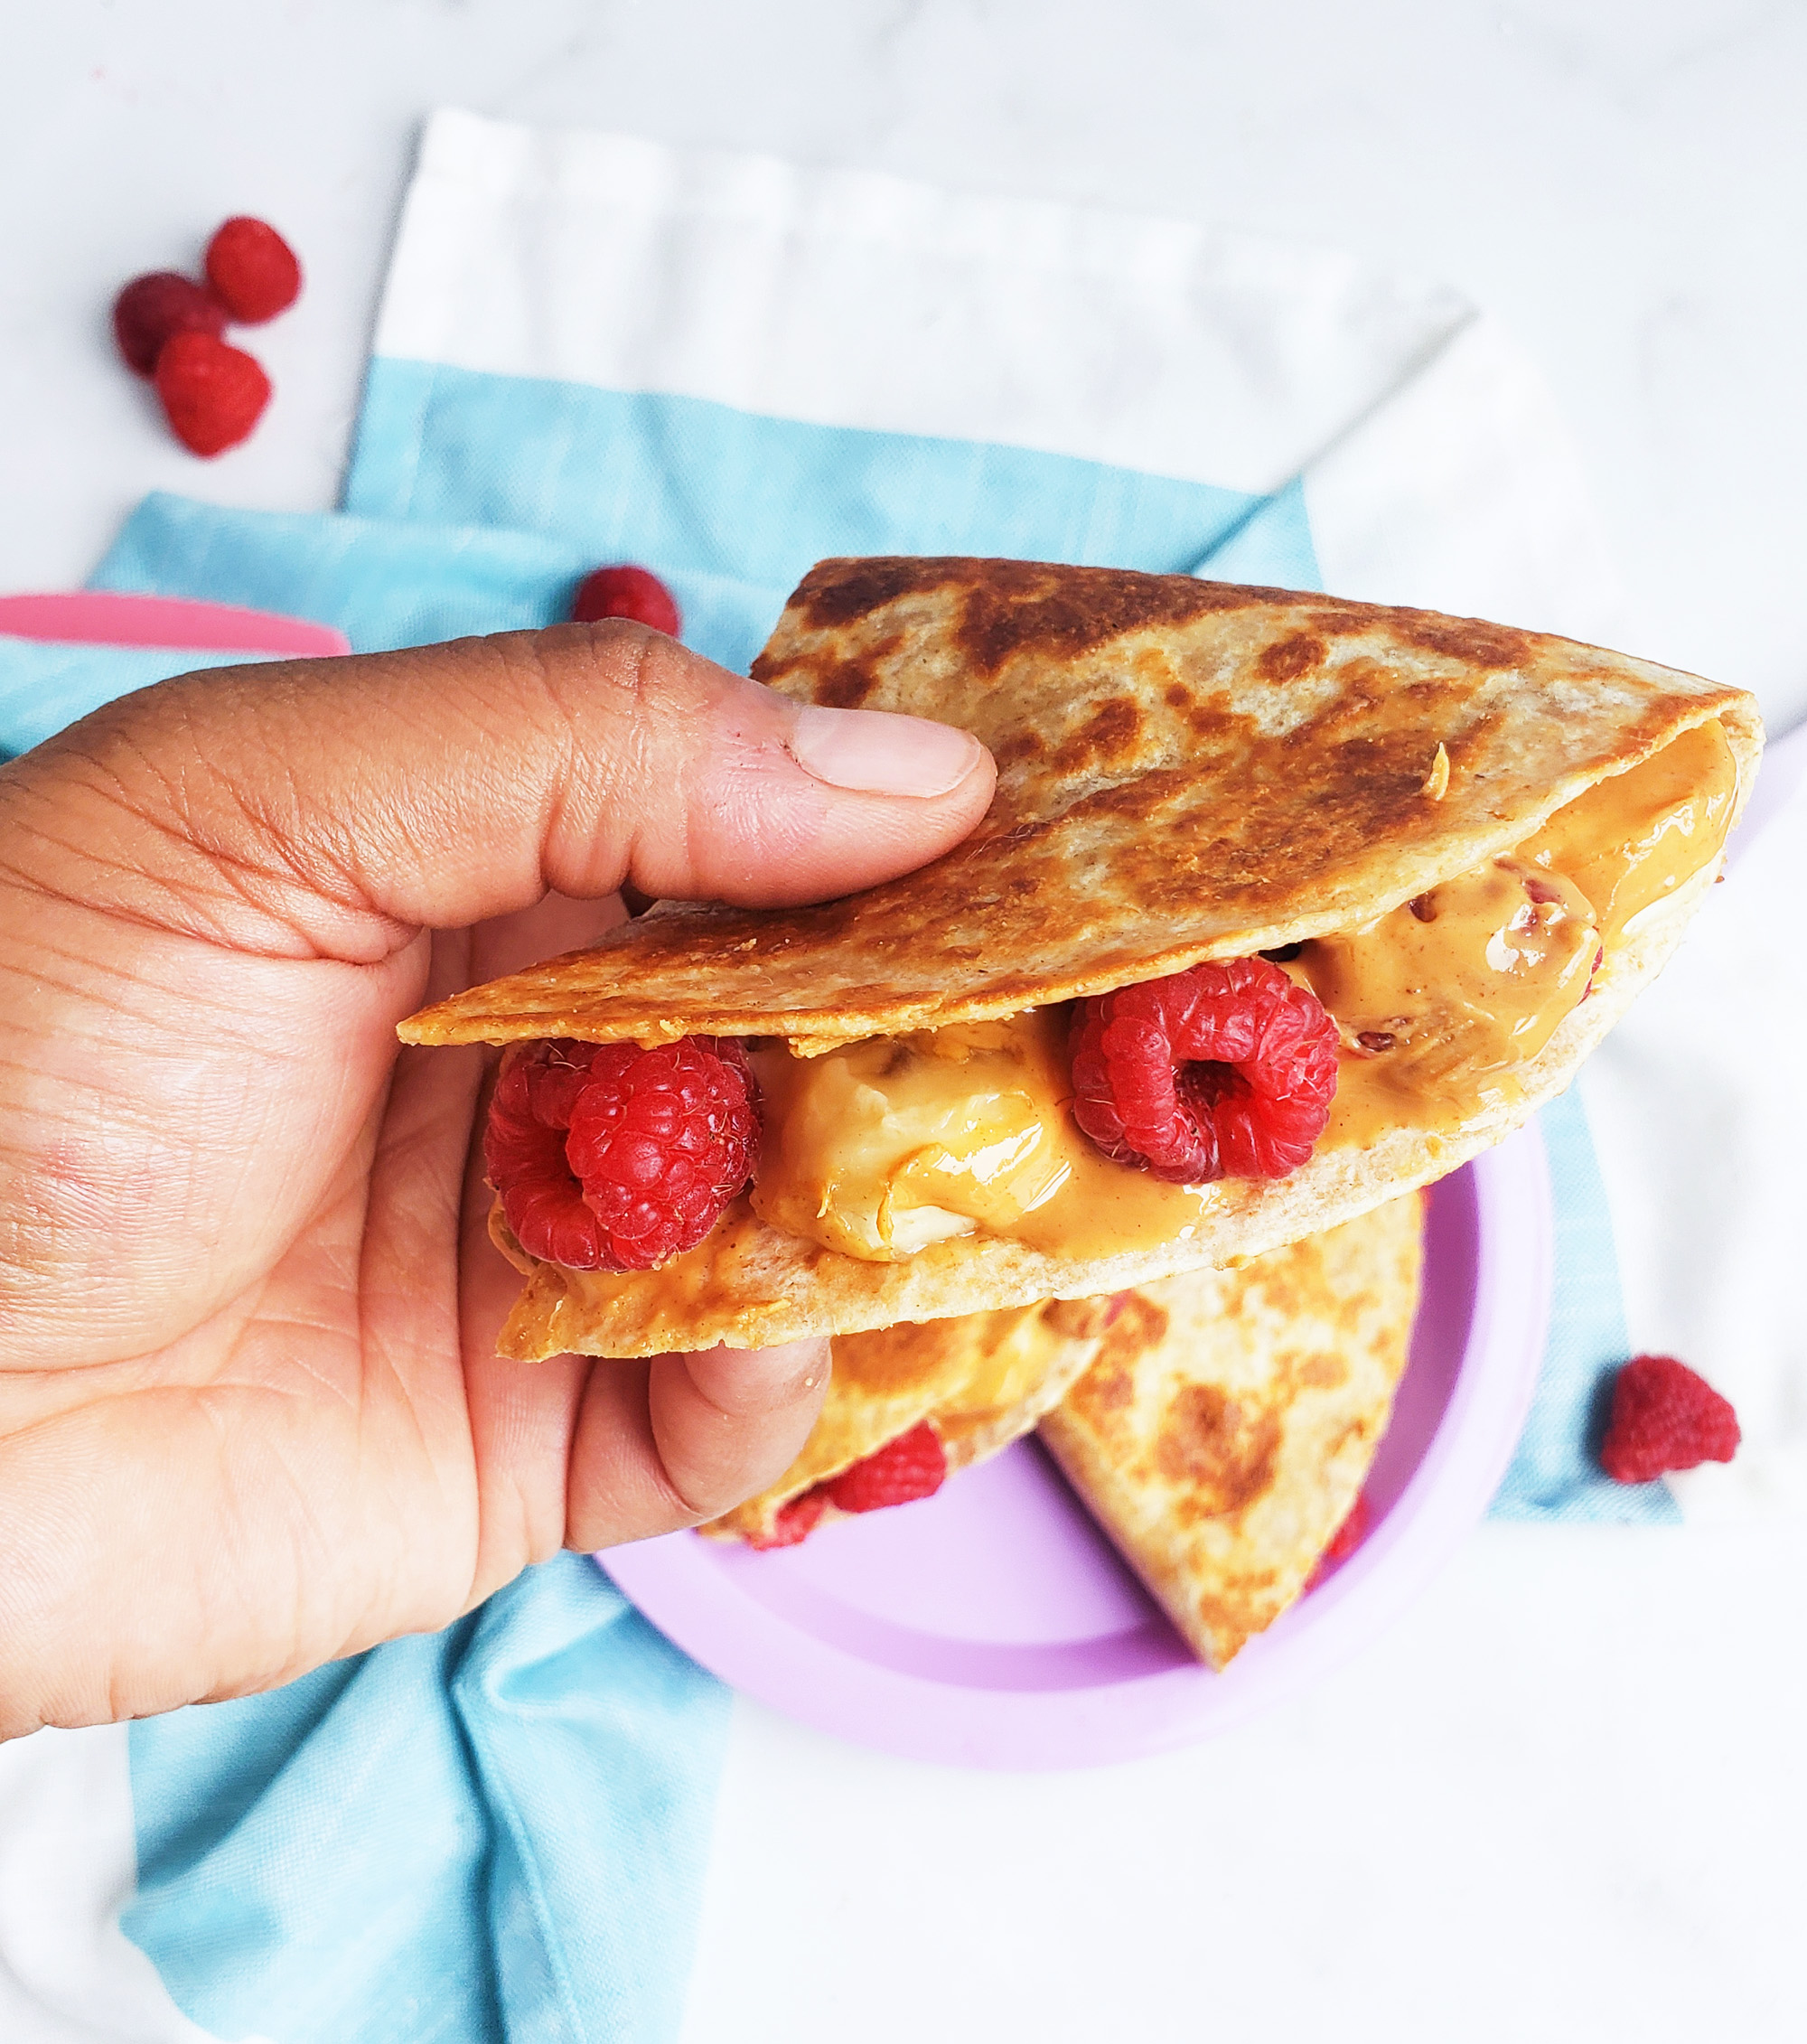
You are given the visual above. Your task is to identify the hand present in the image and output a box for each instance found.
[0,624,993,1739]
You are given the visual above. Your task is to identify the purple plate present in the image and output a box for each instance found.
[600,1124,1551,1768]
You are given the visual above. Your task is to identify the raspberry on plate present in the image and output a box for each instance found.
[1599,1354,1740,1484]
[825,1421,948,1513]
[571,565,682,638]
[1070,955,1339,1184]
[1304,1492,1372,1591]
[153,331,272,456]
[746,1489,829,1551]
[113,271,227,376]
[204,216,303,323]
[485,1036,760,1272]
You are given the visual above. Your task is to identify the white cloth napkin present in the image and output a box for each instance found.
[369,110,1628,644]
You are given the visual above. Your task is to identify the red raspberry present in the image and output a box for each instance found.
[485,1036,759,1272]
[1070,956,1339,1183]
[746,1489,829,1551]
[572,565,682,638]
[1600,1355,1740,1484]
[204,216,303,323]
[1305,1492,1372,1591]
[113,271,227,377]
[153,331,272,456]
[825,1421,948,1514]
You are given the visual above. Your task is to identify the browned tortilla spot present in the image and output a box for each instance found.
[1039,1194,1425,1668]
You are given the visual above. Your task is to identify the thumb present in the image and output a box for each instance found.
[12,621,995,953]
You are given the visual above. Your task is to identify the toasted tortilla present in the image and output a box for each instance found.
[405,559,1759,1053]
[703,1294,1116,1546]
[1038,1193,1425,1669]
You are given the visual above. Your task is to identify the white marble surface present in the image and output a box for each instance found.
[4,4,1805,2039]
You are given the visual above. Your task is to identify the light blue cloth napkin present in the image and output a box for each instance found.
[124,1557,726,2044]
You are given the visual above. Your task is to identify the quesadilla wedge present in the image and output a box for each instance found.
[1039,1192,1425,1669]
[702,1294,1117,1547]
[402,559,1760,1361]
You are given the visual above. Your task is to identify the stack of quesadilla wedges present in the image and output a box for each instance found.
[705,1195,1424,1674]
[401,557,1760,1664]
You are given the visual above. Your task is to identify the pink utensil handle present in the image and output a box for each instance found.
[0,591,350,658]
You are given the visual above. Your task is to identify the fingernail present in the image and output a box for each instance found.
[788,704,985,798]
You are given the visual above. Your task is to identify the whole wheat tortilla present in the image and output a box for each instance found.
[703,1294,1115,1546]
[423,561,1758,1359]
[403,559,1759,1052]
[1038,1193,1425,1670]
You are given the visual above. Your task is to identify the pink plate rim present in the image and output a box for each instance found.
[0,590,350,658]
[599,1123,1552,1770]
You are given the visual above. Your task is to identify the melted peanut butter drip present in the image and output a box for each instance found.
[1302,718,1737,1150]
[751,1011,1218,1262]
[1515,719,1737,943]
[1289,858,1601,1149]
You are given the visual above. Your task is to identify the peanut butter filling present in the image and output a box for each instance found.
[1297,717,1737,1151]
[744,721,1737,1263]
[1283,858,1602,1149]
[749,1013,1220,1264]
[1516,719,1737,942]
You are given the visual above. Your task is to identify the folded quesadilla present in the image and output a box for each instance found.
[702,1293,1117,1547]
[707,1191,1420,1578]
[402,559,1760,1361]
[1039,1193,1424,1669]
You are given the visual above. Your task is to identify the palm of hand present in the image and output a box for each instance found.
[0,867,665,1732]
